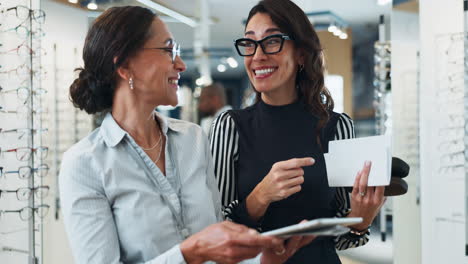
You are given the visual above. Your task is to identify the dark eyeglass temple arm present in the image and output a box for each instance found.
[1,246,29,254]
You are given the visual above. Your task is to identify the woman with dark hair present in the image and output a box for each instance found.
[60,6,313,264]
[210,0,385,263]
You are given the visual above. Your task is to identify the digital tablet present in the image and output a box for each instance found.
[261,217,363,238]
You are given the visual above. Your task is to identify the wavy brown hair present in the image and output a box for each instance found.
[246,0,334,147]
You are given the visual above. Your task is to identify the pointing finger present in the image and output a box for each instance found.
[279,157,315,170]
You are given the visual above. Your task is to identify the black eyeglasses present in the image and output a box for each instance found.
[143,43,181,63]
[5,5,46,24]
[234,33,293,57]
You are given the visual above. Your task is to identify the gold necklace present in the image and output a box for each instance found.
[153,132,164,164]
[140,128,162,151]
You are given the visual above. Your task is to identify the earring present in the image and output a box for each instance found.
[299,64,304,72]
[129,78,134,90]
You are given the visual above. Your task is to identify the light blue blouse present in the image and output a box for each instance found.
[59,112,223,264]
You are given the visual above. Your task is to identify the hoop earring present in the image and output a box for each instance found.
[299,64,304,72]
[129,78,134,90]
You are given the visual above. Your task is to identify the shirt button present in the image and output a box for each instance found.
[181,228,190,238]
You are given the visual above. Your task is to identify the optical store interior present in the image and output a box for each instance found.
[0,0,467,263]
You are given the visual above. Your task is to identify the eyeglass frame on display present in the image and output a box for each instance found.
[437,138,464,154]
[0,41,47,57]
[438,164,464,175]
[0,127,48,140]
[0,86,47,104]
[0,204,49,221]
[0,104,46,119]
[0,185,49,201]
[4,5,46,25]
[440,150,465,166]
[0,62,47,78]
[1,24,45,40]
[0,164,49,179]
[0,246,29,255]
[0,226,40,235]
[0,146,48,161]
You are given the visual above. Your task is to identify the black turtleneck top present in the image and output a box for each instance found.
[209,99,369,263]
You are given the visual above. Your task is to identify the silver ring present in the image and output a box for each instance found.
[275,248,286,255]
[359,191,366,197]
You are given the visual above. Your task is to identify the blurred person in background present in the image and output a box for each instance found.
[198,82,232,136]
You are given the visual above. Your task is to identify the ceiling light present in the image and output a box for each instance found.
[339,32,348,39]
[136,0,198,27]
[217,64,227,72]
[226,57,238,68]
[68,0,78,3]
[377,0,392,6]
[328,24,337,33]
[196,76,211,86]
[333,29,341,36]
[87,0,97,10]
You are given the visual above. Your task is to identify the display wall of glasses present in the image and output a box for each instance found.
[431,32,467,254]
[0,1,48,263]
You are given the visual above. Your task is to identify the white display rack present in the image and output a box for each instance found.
[0,1,47,263]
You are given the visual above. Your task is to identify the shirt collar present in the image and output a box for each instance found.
[100,111,183,148]
[154,111,184,134]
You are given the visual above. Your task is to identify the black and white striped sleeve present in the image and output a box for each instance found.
[332,113,371,250]
[209,111,240,220]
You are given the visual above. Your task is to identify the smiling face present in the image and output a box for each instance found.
[244,12,301,102]
[127,17,186,106]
